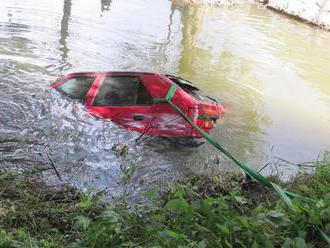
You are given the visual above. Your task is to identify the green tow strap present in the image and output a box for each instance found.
[153,84,329,244]
[153,84,301,203]
[154,85,271,185]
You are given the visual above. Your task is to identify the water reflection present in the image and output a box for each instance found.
[101,0,112,12]
[175,4,269,170]
[59,0,72,68]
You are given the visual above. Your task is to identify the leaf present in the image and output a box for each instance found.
[195,223,213,235]
[164,198,190,213]
[267,210,286,219]
[159,229,187,240]
[266,210,290,227]
[237,216,249,228]
[281,237,311,248]
[74,216,91,231]
[263,238,274,248]
[271,183,293,209]
[144,187,159,199]
[233,196,248,205]
[152,214,166,222]
[76,198,93,210]
[293,237,308,248]
[298,185,310,193]
[16,229,27,240]
[195,240,207,248]
[224,239,233,248]
[0,231,13,247]
[216,224,230,235]
[316,199,325,208]
[252,240,259,248]
[235,240,248,248]
[281,238,292,248]
[319,229,330,245]
[101,208,120,224]
[173,188,184,199]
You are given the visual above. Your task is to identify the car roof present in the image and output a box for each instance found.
[66,71,157,76]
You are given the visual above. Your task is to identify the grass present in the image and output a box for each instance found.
[0,156,329,247]
[0,174,103,248]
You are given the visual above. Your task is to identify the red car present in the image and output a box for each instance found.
[51,71,224,142]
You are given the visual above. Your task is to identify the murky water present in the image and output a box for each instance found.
[1,0,330,198]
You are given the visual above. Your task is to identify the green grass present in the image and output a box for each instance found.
[0,157,329,247]
[0,174,103,248]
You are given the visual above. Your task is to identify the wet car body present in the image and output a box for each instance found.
[51,71,224,141]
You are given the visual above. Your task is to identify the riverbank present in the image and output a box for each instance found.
[267,0,330,30]
[172,0,264,6]
[0,156,329,247]
[175,0,330,30]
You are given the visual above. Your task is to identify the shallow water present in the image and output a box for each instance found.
[1,0,330,198]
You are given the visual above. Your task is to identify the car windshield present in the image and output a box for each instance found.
[166,75,217,102]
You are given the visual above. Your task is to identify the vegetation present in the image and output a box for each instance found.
[0,174,103,247]
[0,157,329,247]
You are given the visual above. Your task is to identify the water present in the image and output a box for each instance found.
[1,0,330,198]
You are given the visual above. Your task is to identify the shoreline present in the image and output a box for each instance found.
[172,0,266,6]
[174,0,330,31]
[0,157,329,247]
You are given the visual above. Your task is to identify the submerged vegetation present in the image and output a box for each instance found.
[0,156,329,247]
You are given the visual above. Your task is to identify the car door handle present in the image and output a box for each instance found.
[133,114,144,121]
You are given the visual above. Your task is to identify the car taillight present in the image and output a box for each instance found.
[204,120,213,129]
[189,104,220,120]
[201,105,217,116]
[188,104,221,131]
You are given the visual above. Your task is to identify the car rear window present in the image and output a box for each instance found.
[56,76,96,102]
[166,75,215,102]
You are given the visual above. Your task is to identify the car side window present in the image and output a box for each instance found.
[93,76,152,106]
[56,76,96,102]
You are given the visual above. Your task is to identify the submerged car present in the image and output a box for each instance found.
[51,71,224,142]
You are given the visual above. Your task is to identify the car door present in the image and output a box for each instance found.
[87,74,153,132]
